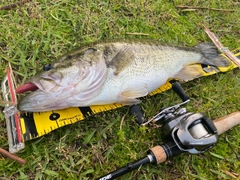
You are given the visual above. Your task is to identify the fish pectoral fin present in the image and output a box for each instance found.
[108,46,134,75]
[173,64,206,82]
[118,86,148,105]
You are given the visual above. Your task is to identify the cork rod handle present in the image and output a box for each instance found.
[213,112,240,135]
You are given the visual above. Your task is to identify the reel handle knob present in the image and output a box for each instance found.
[171,81,189,102]
[129,105,145,125]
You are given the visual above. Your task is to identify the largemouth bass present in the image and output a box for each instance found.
[16,39,230,112]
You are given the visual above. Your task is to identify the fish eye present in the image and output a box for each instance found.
[43,64,53,71]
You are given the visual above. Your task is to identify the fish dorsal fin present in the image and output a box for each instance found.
[173,64,207,82]
[107,46,134,75]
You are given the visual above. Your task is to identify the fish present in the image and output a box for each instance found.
[16,39,230,112]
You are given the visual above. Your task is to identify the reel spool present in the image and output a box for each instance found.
[189,123,209,139]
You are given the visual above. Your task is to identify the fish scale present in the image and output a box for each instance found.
[17,39,230,112]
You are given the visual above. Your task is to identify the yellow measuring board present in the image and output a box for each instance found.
[19,48,240,142]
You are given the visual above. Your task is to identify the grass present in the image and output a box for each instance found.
[0,0,239,179]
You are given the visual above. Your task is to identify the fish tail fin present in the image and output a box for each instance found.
[196,42,231,67]
[173,42,231,82]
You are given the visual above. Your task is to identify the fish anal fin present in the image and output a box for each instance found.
[173,64,205,82]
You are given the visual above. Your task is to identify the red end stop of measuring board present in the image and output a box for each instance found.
[1,67,25,153]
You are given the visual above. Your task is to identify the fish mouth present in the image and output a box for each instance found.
[16,82,39,94]
[16,82,58,112]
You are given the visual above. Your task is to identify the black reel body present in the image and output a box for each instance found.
[167,113,218,154]
[149,81,219,155]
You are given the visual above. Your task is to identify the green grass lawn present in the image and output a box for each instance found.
[0,0,239,179]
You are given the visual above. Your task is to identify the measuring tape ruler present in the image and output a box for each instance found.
[19,48,240,142]
[19,103,123,141]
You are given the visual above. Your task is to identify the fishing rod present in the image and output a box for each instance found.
[98,111,240,180]
[98,82,240,180]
